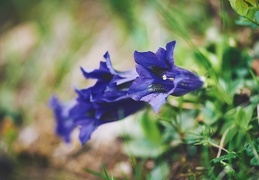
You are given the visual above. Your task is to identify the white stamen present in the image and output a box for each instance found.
[162,74,174,81]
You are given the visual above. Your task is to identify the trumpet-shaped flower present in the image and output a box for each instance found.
[80,52,138,102]
[50,52,144,144]
[128,41,203,113]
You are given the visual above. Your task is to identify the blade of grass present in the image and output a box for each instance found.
[101,160,112,180]
[250,69,259,90]
[84,168,107,179]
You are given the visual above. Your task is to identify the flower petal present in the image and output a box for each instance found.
[134,51,168,69]
[103,51,117,75]
[141,93,168,113]
[128,76,154,101]
[78,120,98,145]
[156,47,167,65]
[170,66,204,96]
[95,99,145,121]
[49,96,77,143]
[135,65,152,79]
[130,40,203,113]
[80,63,112,81]
[165,40,176,67]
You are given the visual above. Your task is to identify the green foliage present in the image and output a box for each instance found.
[115,1,259,179]
[211,152,239,164]
[123,112,169,158]
[1,0,259,179]
[245,138,259,166]
[84,160,115,180]
[101,161,114,180]
[84,168,108,179]
[124,138,168,158]
[229,0,259,27]
[147,162,169,180]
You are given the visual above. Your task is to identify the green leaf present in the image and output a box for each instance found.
[140,112,162,144]
[235,0,249,15]
[244,139,259,166]
[246,7,257,20]
[245,0,258,6]
[245,138,259,155]
[229,0,239,12]
[101,161,112,180]
[223,164,236,176]
[250,157,259,166]
[211,152,239,164]
[124,138,168,158]
[147,163,169,180]
[236,16,259,27]
[84,168,107,179]
[236,106,254,130]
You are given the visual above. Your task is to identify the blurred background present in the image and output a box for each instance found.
[0,0,254,179]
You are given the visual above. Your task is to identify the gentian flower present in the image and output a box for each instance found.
[49,91,98,144]
[49,96,78,143]
[128,40,203,113]
[50,52,145,145]
[80,52,138,102]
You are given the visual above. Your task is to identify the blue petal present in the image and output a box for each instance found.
[170,66,203,96]
[49,96,77,143]
[80,64,112,81]
[128,65,174,102]
[78,120,98,145]
[165,40,176,67]
[103,52,117,75]
[102,82,130,101]
[110,70,138,85]
[155,48,167,65]
[141,93,168,113]
[104,51,138,79]
[130,40,203,113]
[134,51,168,69]
[69,99,96,120]
[74,87,91,101]
[95,98,145,121]
[135,64,154,78]
[128,76,155,101]
[89,81,110,102]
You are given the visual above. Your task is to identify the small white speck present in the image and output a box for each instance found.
[200,76,206,82]
[162,75,167,80]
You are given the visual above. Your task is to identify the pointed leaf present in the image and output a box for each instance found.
[84,168,106,179]
[235,0,249,15]
[246,7,257,20]
[250,156,259,166]
[229,0,238,12]
[211,152,239,164]
[101,161,112,180]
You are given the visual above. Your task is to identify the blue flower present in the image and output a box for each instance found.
[80,52,138,102]
[49,93,98,144]
[128,40,203,113]
[50,52,145,144]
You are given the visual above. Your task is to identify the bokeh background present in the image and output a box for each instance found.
[0,0,256,179]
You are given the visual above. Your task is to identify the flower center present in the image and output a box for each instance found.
[162,75,174,81]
